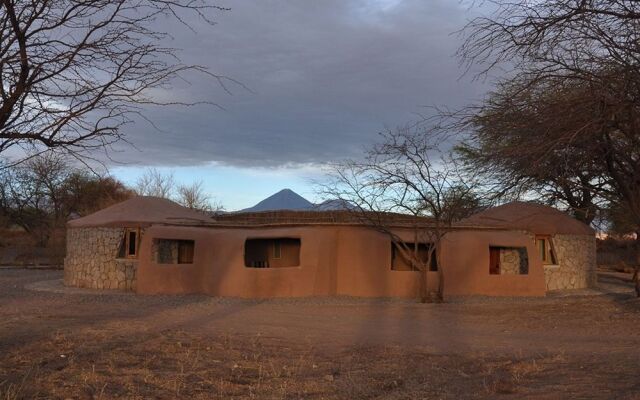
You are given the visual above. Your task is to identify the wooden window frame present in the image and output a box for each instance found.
[244,238,301,268]
[535,236,557,265]
[152,238,195,265]
[391,242,438,272]
[489,246,530,275]
[273,240,282,259]
[124,228,140,259]
[177,240,195,264]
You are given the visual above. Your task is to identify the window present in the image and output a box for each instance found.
[489,246,528,275]
[273,241,282,259]
[153,239,195,264]
[127,230,137,257]
[118,228,139,259]
[391,242,438,272]
[245,238,300,268]
[536,236,557,265]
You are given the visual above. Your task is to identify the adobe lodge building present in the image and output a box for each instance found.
[63,197,597,298]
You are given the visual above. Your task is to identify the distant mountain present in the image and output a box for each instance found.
[313,199,356,211]
[240,189,314,212]
[239,189,355,212]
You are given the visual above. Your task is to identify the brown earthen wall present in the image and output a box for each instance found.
[136,226,336,297]
[134,225,546,298]
[334,227,439,297]
[440,230,546,297]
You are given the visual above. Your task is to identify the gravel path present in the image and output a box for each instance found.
[2,268,639,353]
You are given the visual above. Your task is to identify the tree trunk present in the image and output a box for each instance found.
[418,261,429,303]
[634,235,640,297]
[436,261,445,302]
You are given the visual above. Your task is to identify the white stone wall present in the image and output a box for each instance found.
[153,239,180,264]
[64,227,138,291]
[544,234,597,290]
[499,248,528,275]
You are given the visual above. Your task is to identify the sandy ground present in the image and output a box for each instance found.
[1,269,640,399]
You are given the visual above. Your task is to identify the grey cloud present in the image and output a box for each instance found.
[110,0,489,168]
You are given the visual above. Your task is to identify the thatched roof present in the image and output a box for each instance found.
[460,201,594,235]
[211,210,435,227]
[69,197,592,236]
[68,196,211,228]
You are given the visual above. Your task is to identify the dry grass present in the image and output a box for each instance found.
[2,329,637,399]
[2,269,640,399]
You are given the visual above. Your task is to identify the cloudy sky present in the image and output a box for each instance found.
[109,0,491,210]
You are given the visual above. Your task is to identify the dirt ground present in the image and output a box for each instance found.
[1,269,640,399]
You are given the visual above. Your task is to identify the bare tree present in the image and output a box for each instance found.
[134,168,223,212]
[322,124,483,303]
[61,171,134,216]
[177,180,221,212]
[0,153,70,244]
[134,168,175,199]
[0,0,232,162]
[0,152,134,244]
[459,0,640,80]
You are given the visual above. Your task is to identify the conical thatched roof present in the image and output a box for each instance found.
[460,201,594,235]
[68,196,211,228]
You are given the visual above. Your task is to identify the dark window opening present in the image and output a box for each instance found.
[153,239,195,264]
[118,228,139,259]
[536,236,557,265]
[489,246,528,275]
[245,238,300,268]
[128,231,137,256]
[391,242,438,272]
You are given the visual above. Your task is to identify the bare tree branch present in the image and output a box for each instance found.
[0,0,235,162]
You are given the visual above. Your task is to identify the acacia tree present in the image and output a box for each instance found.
[458,0,640,222]
[459,0,640,80]
[0,0,230,161]
[459,0,640,293]
[455,78,610,224]
[323,125,483,303]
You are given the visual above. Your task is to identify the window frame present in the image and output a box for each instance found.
[152,238,195,265]
[390,241,438,272]
[535,235,558,265]
[489,246,529,275]
[244,237,301,268]
[124,228,139,259]
[273,240,282,259]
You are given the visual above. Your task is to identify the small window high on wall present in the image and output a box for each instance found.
[536,236,557,265]
[391,242,438,272]
[118,228,139,259]
[489,246,529,275]
[245,238,300,268]
[153,239,195,264]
